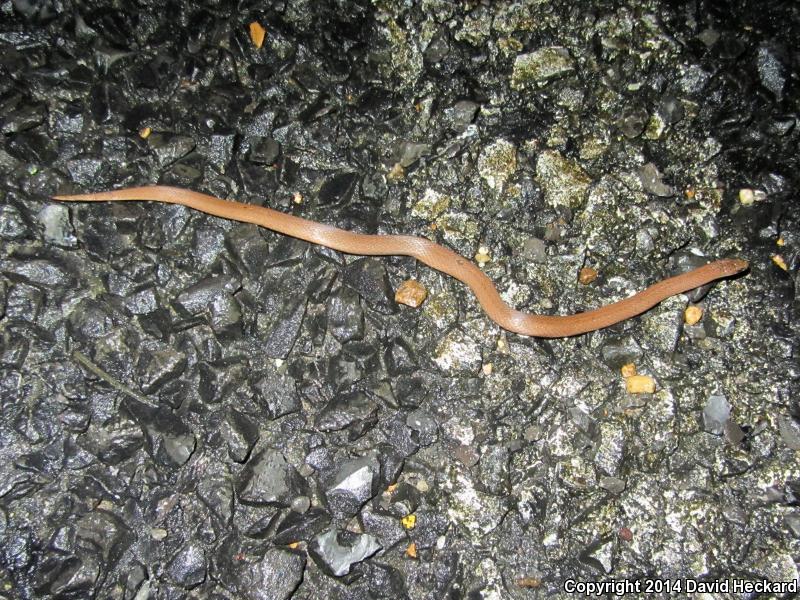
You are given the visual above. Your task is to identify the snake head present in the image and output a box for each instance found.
[715,258,749,276]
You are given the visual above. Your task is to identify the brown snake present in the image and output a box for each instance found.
[53,186,748,337]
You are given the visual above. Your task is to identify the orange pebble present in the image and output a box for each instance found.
[684,305,703,325]
[578,266,597,285]
[626,375,655,394]
[406,542,417,559]
[395,279,428,308]
[249,22,266,49]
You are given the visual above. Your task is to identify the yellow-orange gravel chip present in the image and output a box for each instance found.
[395,279,428,308]
[406,542,417,559]
[626,374,655,394]
[578,266,598,285]
[684,305,703,325]
[249,22,266,49]
[772,254,788,271]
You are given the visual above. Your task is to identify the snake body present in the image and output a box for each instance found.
[53,186,748,337]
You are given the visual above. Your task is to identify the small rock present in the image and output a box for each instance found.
[238,548,305,600]
[259,296,307,358]
[519,237,547,263]
[221,410,259,462]
[248,21,266,49]
[342,258,398,314]
[617,107,649,139]
[273,508,332,545]
[0,202,30,239]
[238,448,308,507]
[477,139,517,190]
[474,246,491,267]
[393,141,431,168]
[445,100,479,131]
[657,94,685,125]
[327,285,364,343]
[411,188,450,220]
[684,305,703,325]
[247,136,280,164]
[757,44,786,99]
[625,375,655,394]
[361,506,407,551]
[252,373,300,420]
[166,543,206,589]
[536,150,591,210]
[778,416,800,450]
[38,204,77,247]
[447,471,506,535]
[738,188,766,205]
[406,410,438,447]
[225,225,271,277]
[324,455,380,519]
[433,329,481,374]
[384,337,418,376]
[511,47,574,89]
[319,172,360,206]
[638,162,674,197]
[394,279,428,308]
[138,346,187,394]
[578,266,597,285]
[315,390,378,435]
[309,529,382,577]
[599,477,626,494]
[703,394,731,435]
[148,132,196,168]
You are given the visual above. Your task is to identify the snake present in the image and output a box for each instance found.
[53,186,748,338]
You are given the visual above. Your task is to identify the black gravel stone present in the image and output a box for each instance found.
[319,172,360,206]
[272,507,332,545]
[386,482,420,517]
[384,337,418,376]
[405,409,438,448]
[617,105,649,138]
[166,542,206,589]
[251,370,300,420]
[247,136,281,165]
[258,295,307,358]
[198,360,246,404]
[174,275,243,336]
[379,412,420,459]
[225,225,271,277]
[148,132,196,168]
[326,284,365,342]
[324,455,380,520]
[341,258,398,315]
[235,547,305,600]
[237,448,309,507]
[600,335,644,370]
[360,506,407,551]
[137,344,187,394]
[315,390,378,438]
[220,409,259,463]
[1,101,44,134]
[0,202,30,240]
[125,401,196,467]
[196,474,235,523]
